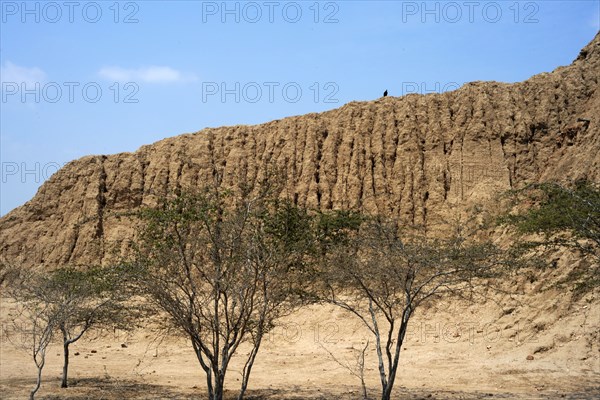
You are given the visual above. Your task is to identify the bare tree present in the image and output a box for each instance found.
[7,295,56,400]
[132,187,313,400]
[4,264,133,393]
[320,217,518,400]
[4,266,62,400]
[51,266,132,388]
[320,339,370,399]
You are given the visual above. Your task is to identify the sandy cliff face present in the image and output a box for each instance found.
[1,34,599,268]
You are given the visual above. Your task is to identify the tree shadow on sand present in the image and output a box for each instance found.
[4,377,598,399]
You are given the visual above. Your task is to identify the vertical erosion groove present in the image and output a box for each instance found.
[96,156,107,239]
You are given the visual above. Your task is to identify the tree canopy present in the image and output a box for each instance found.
[499,180,600,293]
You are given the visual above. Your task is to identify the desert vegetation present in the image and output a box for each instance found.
[316,217,522,400]
[2,265,134,399]
[128,183,316,400]
[3,179,597,399]
[499,180,600,295]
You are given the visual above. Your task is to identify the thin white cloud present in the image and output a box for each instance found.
[98,66,197,83]
[0,61,46,85]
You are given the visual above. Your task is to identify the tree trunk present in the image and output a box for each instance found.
[213,373,225,400]
[206,373,214,400]
[192,338,215,399]
[381,383,393,400]
[30,363,43,400]
[369,300,388,394]
[61,341,70,388]
[60,325,70,388]
[381,311,411,400]
[359,340,369,400]
[237,335,263,400]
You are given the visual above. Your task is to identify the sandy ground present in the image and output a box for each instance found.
[1,291,598,400]
[2,257,599,399]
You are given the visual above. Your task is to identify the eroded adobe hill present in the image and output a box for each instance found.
[1,33,599,268]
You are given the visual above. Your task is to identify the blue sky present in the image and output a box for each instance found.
[1,0,599,215]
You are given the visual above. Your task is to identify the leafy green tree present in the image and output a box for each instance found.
[500,180,600,293]
[4,264,131,397]
[132,188,316,400]
[319,217,518,400]
[51,266,132,388]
